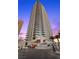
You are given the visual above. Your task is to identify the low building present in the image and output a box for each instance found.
[18,39,25,49]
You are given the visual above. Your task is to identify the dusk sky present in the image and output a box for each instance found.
[18,0,60,38]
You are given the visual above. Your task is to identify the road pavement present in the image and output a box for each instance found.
[18,48,60,59]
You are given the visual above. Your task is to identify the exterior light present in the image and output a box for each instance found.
[54,38,58,43]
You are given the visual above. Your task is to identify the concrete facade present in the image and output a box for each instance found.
[26,0,52,42]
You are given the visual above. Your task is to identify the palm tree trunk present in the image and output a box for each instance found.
[57,38,60,50]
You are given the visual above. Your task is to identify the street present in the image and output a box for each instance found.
[18,48,60,59]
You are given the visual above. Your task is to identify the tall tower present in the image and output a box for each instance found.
[26,0,52,41]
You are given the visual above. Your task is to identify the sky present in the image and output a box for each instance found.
[18,0,60,38]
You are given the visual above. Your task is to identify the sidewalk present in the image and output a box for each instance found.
[35,45,52,49]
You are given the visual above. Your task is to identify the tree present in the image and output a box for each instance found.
[49,36,56,52]
[49,36,54,41]
[25,42,27,45]
[33,37,35,40]
[55,33,60,50]
[58,32,60,38]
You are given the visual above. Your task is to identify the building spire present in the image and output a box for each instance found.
[37,0,40,3]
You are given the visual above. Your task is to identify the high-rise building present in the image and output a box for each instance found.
[26,0,52,42]
[18,20,23,34]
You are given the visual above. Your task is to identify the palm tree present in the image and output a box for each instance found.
[33,37,35,40]
[49,36,54,41]
[49,36,56,52]
[55,33,60,50]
